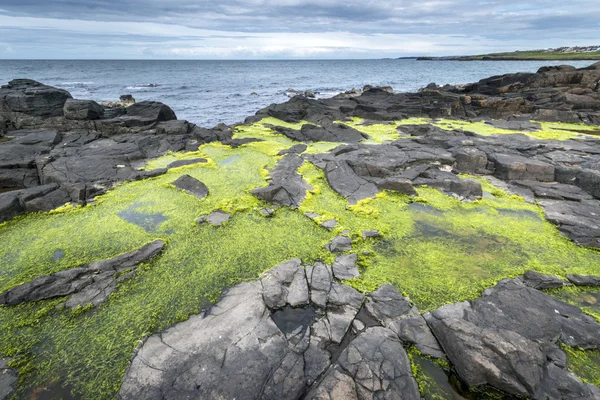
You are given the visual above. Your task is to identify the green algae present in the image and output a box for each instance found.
[431,119,600,140]
[0,142,334,399]
[337,117,402,143]
[562,345,600,387]
[341,116,600,141]
[298,162,600,310]
[3,120,600,397]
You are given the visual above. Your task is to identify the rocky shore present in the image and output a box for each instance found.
[1,62,600,399]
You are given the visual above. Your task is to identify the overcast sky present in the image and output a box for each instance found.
[0,0,598,59]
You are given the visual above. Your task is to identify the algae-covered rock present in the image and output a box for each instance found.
[0,240,165,308]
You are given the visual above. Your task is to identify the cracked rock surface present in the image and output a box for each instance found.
[119,258,423,399]
[424,277,600,399]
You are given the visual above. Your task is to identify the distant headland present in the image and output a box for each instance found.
[414,45,600,61]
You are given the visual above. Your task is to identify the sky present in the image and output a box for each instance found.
[0,0,598,59]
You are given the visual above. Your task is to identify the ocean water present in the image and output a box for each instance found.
[0,59,596,127]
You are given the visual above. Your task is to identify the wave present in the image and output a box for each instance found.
[61,82,93,85]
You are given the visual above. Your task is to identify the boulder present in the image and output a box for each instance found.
[63,99,104,120]
[125,101,177,122]
[0,79,71,121]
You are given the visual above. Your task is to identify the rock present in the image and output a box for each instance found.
[166,158,207,169]
[119,282,299,400]
[251,154,312,208]
[0,240,165,308]
[196,210,230,226]
[0,184,71,223]
[310,327,420,400]
[376,177,417,196]
[325,236,352,253]
[275,122,365,143]
[120,94,135,106]
[171,174,209,199]
[63,99,104,120]
[521,270,566,289]
[425,278,600,399]
[322,160,380,204]
[260,258,309,308]
[125,101,177,122]
[277,144,307,156]
[453,147,488,174]
[362,229,382,239]
[0,358,17,400]
[320,219,337,231]
[365,285,445,359]
[0,79,71,125]
[492,153,555,182]
[486,120,541,131]
[566,274,600,287]
[308,262,333,308]
[331,253,359,280]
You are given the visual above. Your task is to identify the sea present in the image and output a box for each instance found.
[0,59,596,127]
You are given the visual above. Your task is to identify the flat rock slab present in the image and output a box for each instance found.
[251,154,312,208]
[196,210,230,226]
[521,270,566,290]
[331,253,360,280]
[325,236,353,253]
[0,240,165,309]
[567,274,600,287]
[166,158,207,169]
[171,174,208,199]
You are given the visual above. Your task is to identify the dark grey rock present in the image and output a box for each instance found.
[311,327,420,400]
[171,174,208,199]
[376,177,417,196]
[566,274,600,287]
[0,240,165,308]
[260,258,308,308]
[308,262,333,308]
[521,270,566,290]
[320,219,337,231]
[166,158,207,169]
[486,120,541,131]
[492,153,555,182]
[361,229,382,239]
[251,154,312,208]
[453,147,488,173]
[125,101,177,122]
[63,99,104,120]
[325,236,353,253]
[331,253,359,280]
[425,278,600,399]
[278,144,307,155]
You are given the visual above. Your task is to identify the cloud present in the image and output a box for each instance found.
[0,0,598,59]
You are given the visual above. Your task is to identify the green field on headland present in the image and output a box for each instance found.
[417,48,600,61]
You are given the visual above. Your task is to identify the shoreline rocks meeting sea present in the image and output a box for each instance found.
[1,62,600,399]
